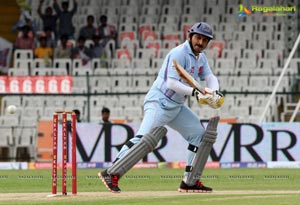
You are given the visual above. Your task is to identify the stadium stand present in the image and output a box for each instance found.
[0,0,299,161]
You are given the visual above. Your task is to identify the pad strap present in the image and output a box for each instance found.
[125,141,135,148]
[185,165,193,172]
[188,144,198,153]
[125,135,143,149]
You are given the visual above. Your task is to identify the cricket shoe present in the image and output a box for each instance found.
[178,180,212,193]
[98,169,121,193]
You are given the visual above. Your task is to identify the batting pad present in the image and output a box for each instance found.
[107,126,167,177]
[185,116,219,186]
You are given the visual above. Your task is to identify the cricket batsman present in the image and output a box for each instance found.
[99,22,224,193]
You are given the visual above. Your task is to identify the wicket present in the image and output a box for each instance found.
[51,111,77,196]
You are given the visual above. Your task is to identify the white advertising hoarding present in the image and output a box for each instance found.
[56,122,300,162]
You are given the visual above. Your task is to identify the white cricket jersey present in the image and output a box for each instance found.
[145,40,213,105]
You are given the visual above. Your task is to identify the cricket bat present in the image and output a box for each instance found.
[172,60,205,94]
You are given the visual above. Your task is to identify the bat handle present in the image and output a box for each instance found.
[194,82,205,94]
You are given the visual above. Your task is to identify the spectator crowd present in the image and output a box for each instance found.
[13,0,117,67]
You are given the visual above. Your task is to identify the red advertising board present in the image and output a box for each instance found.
[0,76,72,93]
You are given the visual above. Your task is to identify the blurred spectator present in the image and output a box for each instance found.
[72,109,81,122]
[89,34,109,59]
[79,15,97,40]
[100,107,111,124]
[37,0,58,37]
[14,25,35,50]
[17,0,31,11]
[54,34,72,58]
[72,36,91,66]
[53,0,77,39]
[96,15,117,43]
[34,36,52,67]
[12,9,37,38]
[34,36,53,59]
[43,27,56,48]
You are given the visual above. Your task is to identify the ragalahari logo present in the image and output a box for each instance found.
[238,4,252,17]
[237,4,297,17]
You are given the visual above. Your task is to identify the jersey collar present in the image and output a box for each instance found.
[184,40,199,59]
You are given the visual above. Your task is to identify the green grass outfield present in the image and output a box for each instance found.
[0,168,299,205]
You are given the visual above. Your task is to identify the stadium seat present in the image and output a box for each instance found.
[72,76,88,93]
[132,68,155,76]
[118,95,137,107]
[204,48,219,59]
[119,31,139,49]
[229,106,250,121]
[228,76,249,92]
[2,116,19,127]
[124,106,143,121]
[138,23,158,39]
[249,76,271,92]
[13,59,33,70]
[0,127,14,156]
[242,49,261,60]
[1,96,22,114]
[182,5,200,15]
[160,15,180,25]
[109,107,125,119]
[158,23,178,35]
[181,23,193,40]
[33,58,52,69]
[111,58,132,68]
[14,127,36,161]
[235,59,257,75]
[91,58,110,69]
[162,32,181,46]
[118,23,138,33]
[209,41,225,58]
[257,59,278,70]
[53,58,72,74]
[132,76,153,92]
[161,4,181,15]
[111,76,132,92]
[72,59,93,76]
[8,68,30,76]
[31,68,54,76]
[141,31,159,46]
[269,76,291,92]
[110,68,132,76]
[180,14,199,24]
[141,0,163,6]
[93,68,110,76]
[100,5,119,16]
[145,41,161,57]
[156,48,170,59]
[215,58,235,75]
[72,67,93,76]
[116,49,132,60]
[151,58,164,70]
[131,58,151,69]
[221,48,240,59]
[141,5,161,15]
[14,49,33,60]
[119,15,138,24]
[138,15,159,24]
[119,5,139,15]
